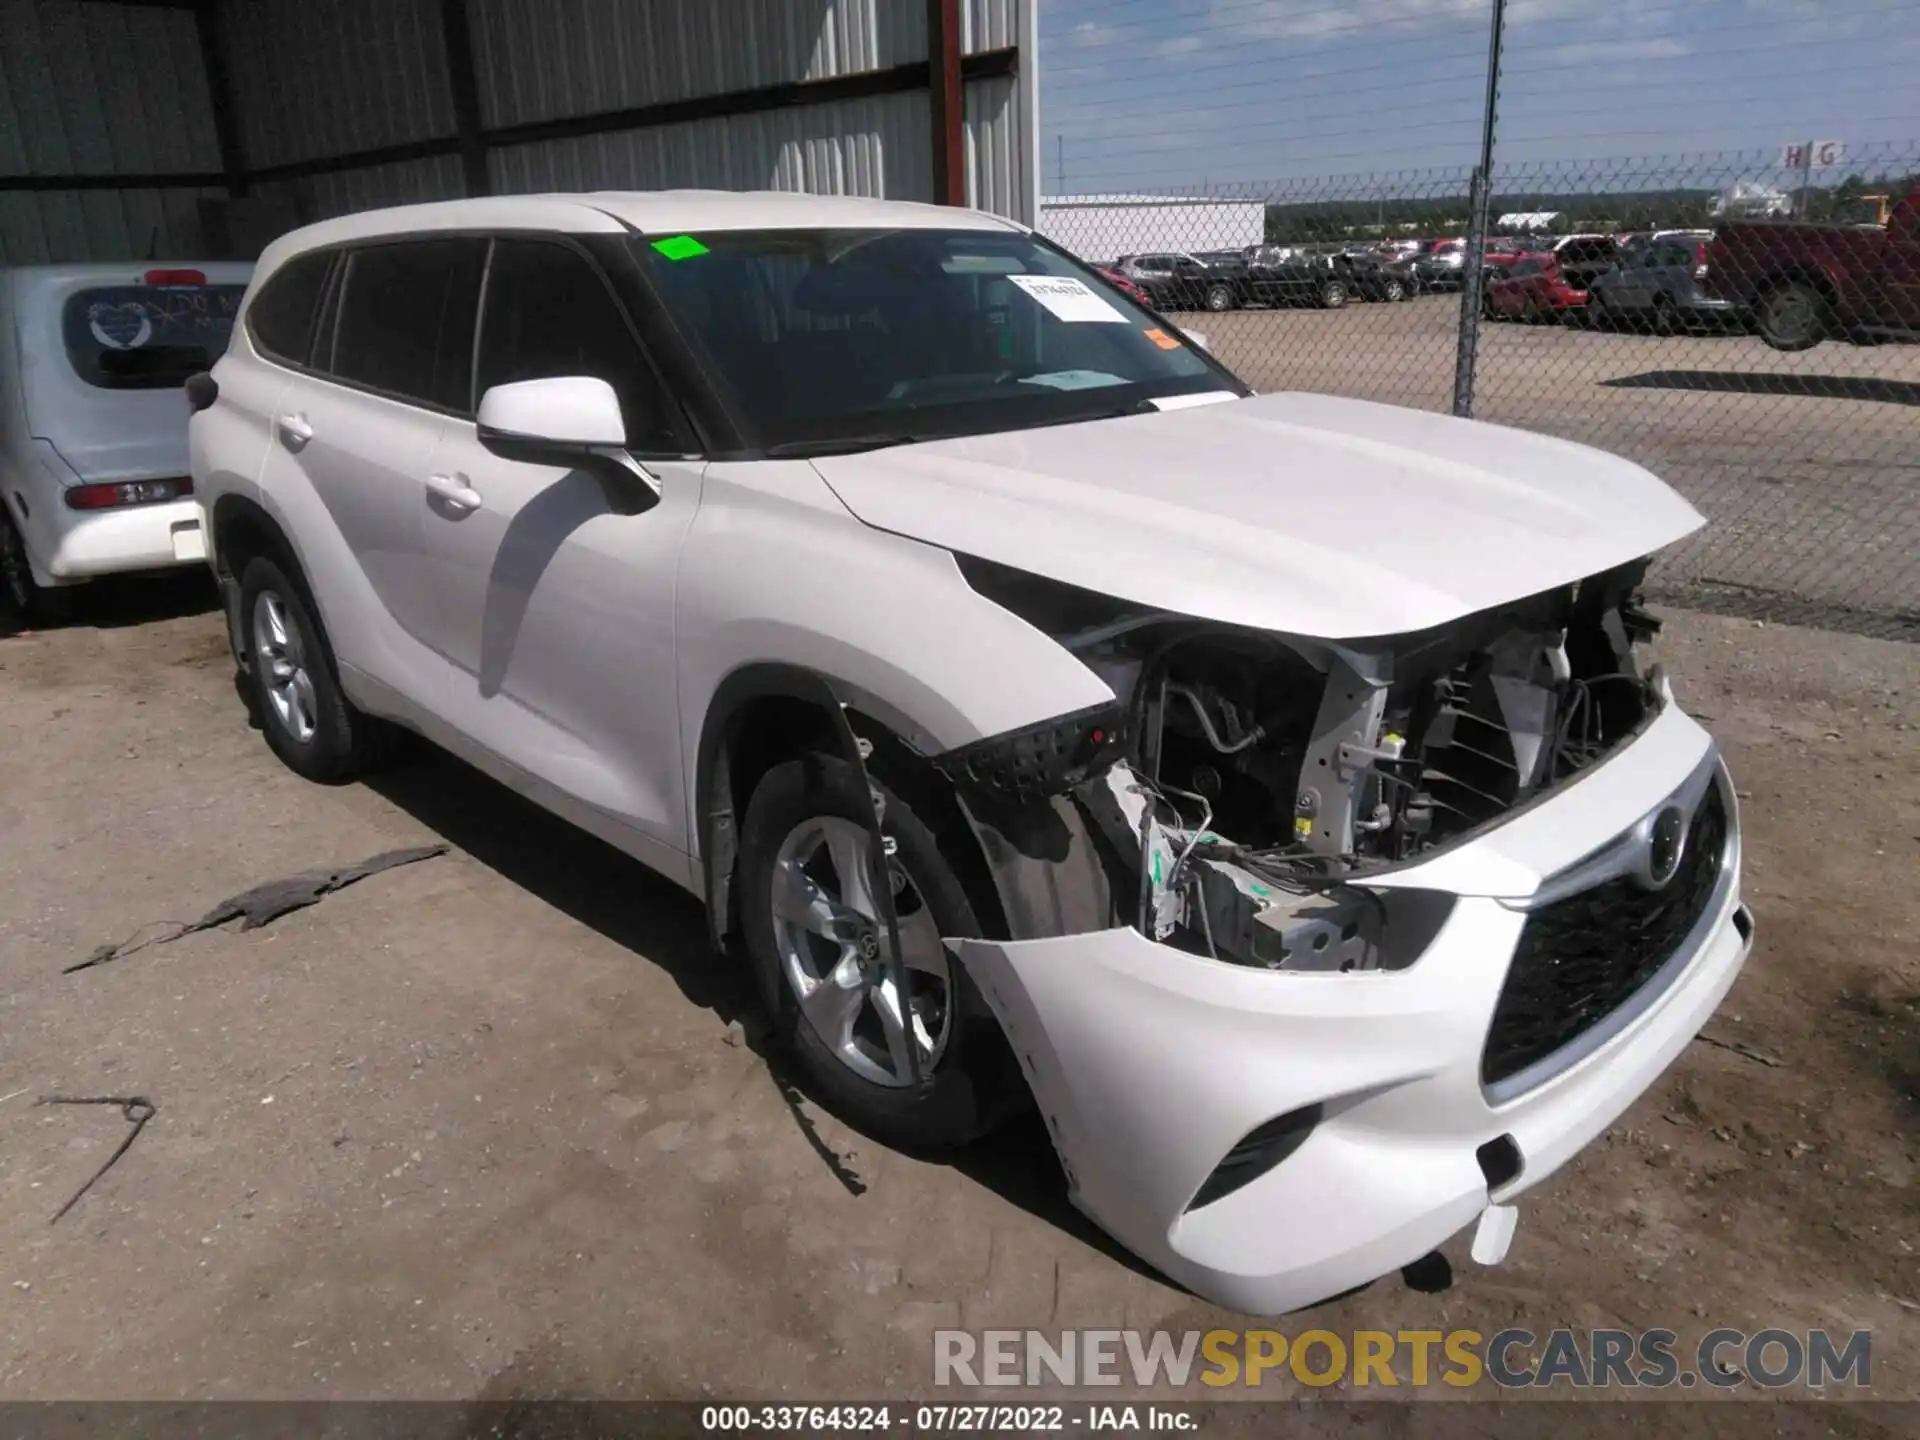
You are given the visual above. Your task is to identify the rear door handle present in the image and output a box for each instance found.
[425,472,483,513]
[276,413,313,448]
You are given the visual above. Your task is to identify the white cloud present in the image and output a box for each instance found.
[1536,37,1692,64]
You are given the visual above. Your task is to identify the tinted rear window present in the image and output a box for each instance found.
[329,239,487,412]
[247,251,333,366]
[62,284,244,390]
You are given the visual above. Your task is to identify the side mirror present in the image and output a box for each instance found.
[475,376,657,515]
[476,376,627,462]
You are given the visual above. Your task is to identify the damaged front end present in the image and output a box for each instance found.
[936,554,1668,969]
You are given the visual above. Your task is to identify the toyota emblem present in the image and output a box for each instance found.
[1645,805,1689,888]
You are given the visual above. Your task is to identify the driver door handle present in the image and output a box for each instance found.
[426,472,483,513]
[276,412,313,448]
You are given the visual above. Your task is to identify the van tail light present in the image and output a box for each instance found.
[63,477,193,511]
[145,268,206,286]
[1693,241,1709,281]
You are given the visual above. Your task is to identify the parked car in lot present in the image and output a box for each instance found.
[1484,253,1590,320]
[1588,232,1737,332]
[1414,237,1519,290]
[0,262,250,622]
[1413,239,1469,288]
[1093,265,1154,309]
[1112,252,1236,312]
[192,191,1750,1317]
[1334,246,1421,301]
[1706,183,1920,349]
[1241,246,1357,308]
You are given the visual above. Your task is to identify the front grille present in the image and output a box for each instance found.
[1482,782,1728,1089]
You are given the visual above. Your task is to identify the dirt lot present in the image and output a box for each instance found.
[1181,296,1920,628]
[1,580,1915,1413]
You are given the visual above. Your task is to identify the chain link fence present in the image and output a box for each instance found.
[1040,5,1920,641]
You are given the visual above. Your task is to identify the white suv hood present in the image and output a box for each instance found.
[811,391,1703,639]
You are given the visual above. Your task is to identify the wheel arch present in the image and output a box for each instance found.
[209,493,300,671]
[1754,262,1840,306]
[695,662,1015,957]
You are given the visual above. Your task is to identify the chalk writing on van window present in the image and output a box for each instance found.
[81,289,244,350]
[62,284,247,390]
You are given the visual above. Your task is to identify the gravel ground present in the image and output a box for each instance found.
[1180,296,1920,629]
[0,578,1915,1414]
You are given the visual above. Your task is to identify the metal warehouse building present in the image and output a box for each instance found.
[0,0,1038,264]
[1036,193,1268,263]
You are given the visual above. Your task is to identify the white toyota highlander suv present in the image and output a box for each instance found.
[189,191,1752,1316]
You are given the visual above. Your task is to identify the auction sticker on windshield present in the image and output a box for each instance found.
[1008,274,1129,323]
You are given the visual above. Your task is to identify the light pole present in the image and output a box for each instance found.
[1453,0,1506,419]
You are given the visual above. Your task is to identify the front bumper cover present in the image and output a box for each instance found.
[952,702,1751,1316]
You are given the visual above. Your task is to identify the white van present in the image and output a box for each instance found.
[0,262,251,622]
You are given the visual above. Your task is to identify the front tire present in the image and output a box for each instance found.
[1204,283,1235,312]
[239,555,388,783]
[1381,277,1408,302]
[1319,279,1349,309]
[738,754,1022,1152]
[1756,281,1828,351]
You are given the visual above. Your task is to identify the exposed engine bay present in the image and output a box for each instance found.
[941,556,1666,972]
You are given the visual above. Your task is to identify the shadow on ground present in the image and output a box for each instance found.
[1601,369,1920,405]
[365,741,1167,1283]
[0,568,219,641]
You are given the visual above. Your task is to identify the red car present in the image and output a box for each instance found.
[1094,265,1155,308]
[1706,182,1920,349]
[1484,251,1588,320]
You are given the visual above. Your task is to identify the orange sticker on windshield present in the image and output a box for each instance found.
[1143,327,1181,350]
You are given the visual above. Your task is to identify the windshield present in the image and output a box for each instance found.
[62,284,243,390]
[633,228,1241,452]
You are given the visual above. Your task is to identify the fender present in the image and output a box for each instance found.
[694,661,928,1085]
[696,663,938,942]
[208,490,313,673]
[697,662,1126,966]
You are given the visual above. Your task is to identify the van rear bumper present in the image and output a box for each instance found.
[37,497,205,582]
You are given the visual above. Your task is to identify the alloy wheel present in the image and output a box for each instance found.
[769,815,953,1088]
[1763,286,1819,347]
[253,590,318,744]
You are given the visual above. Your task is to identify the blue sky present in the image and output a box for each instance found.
[1038,0,1920,195]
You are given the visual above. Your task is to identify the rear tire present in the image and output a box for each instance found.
[238,554,389,783]
[738,754,1023,1152]
[1756,281,1829,351]
[0,505,76,629]
[1319,279,1349,309]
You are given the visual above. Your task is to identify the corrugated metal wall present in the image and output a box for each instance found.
[244,0,1028,226]
[2,1,1032,262]
[252,155,469,225]
[962,0,1018,53]
[217,0,455,170]
[0,0,224,262]
[468,0,930,129]
[489,93,933,203]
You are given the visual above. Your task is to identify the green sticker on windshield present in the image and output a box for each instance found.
[651,234,710,261]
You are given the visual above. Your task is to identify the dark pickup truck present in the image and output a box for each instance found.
[1707,183,1920,349]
